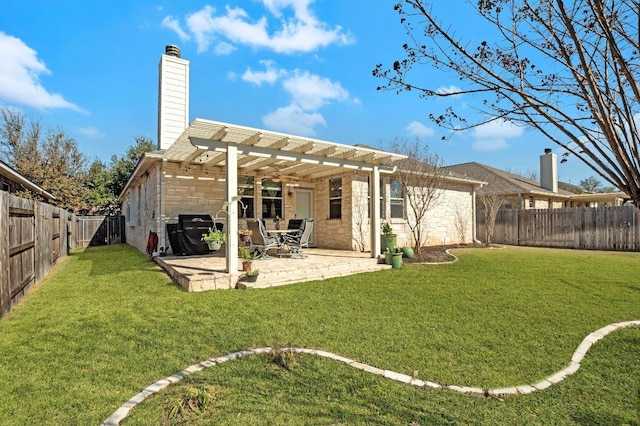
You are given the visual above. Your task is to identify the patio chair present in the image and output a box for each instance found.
[247,219,280,259]
[281,218,313,258]
[285,218,306,238]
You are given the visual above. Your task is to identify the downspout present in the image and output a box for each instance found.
[473,184,483,244]
[159,159,167,251]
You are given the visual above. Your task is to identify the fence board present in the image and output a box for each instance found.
[0,192,125,318]
[477,205,639,251]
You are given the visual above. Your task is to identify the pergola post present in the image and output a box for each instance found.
[369,166,381,257]
[225,144,239,278]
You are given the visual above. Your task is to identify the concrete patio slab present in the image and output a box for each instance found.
[155,248,390,291]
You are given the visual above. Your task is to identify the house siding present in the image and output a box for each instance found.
[123,165,478,255]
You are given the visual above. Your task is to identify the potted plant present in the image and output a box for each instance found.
[384,247,393,265]
[239,247,253,271]
[201,227,227,251]
[391,246,403,269]
[244,268,260,282]
[380,222,397,254]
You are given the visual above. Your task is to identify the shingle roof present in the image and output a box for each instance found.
[443,162,574,197]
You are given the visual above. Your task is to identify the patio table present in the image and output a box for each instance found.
[267,229,298,256]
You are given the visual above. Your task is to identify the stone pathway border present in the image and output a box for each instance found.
[102,320,639,425]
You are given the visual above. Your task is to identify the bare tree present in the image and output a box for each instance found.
[373,1,640,207]
[351,178,368,252]
[579,175,616,193]
[454,206,468,245]
[390,138,444,252]
[478,193,504,246]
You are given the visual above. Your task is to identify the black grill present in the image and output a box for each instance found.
[167,214,222,255]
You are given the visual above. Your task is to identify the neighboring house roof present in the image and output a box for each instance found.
[443,162,573,198]
[0,159,56,201]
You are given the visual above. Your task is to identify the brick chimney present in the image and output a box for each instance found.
[158,45,189,150]
[540,148,558,193]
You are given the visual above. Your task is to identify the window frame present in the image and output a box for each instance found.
[261,178,283,220]
[389,178,404,219]
[238,175,255,218]
[329,177,342,219]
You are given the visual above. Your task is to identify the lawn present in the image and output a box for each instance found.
[0,244,638,425]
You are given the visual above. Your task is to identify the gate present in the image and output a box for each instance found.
[76,216,125,247]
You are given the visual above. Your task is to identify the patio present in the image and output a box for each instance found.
[155,248,390,291]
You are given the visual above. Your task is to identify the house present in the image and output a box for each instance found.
[445,149,628,209]
[119,45,483,274]
[0,159,56,202]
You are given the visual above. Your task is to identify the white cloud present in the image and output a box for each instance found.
[240,62,349,135]
[164,1,353,55]
[283,70,348,110]
[436,85,462,96]
[472,139,510,151]
[0,32,82,112]
[214,41,236,55]
[242,60,285,86]
[473,118,523,139]
[405,121,435,138]
[470,118,523,151]
[262,104,325,136]
[161,16,190,41]
[78,127,105,139]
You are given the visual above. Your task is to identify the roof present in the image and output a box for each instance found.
[0,159,56,201]
[120,119,409,200]
[444,162,574,198]
[164,119,407,178]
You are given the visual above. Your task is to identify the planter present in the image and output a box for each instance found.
[207,241,222,251]
[380,234,397,254]
[244,274,258,282]
[384,252,393,265]
[391,253,403,269]
[242,261,252,272]
[402,246,415,258]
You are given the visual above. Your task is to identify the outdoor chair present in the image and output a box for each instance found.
[247,219,280,259]
[281,218,313,258]
[285,218,306,238]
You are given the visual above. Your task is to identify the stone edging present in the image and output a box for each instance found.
[102,320,640,425]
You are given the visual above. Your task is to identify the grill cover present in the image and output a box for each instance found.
[167,214,221,255]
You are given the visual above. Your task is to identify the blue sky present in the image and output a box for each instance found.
[0,0,594,184]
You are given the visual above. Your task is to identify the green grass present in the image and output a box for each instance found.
[0,244,638,425]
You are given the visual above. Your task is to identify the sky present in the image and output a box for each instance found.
[0,0,596,185]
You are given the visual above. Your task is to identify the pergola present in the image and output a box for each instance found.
[162,118,407,273]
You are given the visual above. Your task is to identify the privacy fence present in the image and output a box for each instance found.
[477,205,640,251]
[0,192,124,318]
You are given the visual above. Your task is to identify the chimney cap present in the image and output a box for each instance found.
[544,148,552,154]
[165,45,181,58]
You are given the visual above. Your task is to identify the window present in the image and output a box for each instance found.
[261,178,282,219]
[529,196,535,208]
[389,179,404,218]
[2,181,10,192]
[126,189,138,225]
[238,175,255,218]
[125,191,131,222]
[366,177,385,219]
[329,177,342,219]
[137,186,142,225]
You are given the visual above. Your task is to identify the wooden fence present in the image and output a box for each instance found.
[0,192,125,318]
[477,205,640,251]
[75,215,125,247]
